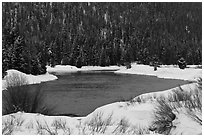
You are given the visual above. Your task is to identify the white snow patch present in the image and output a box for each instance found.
[81,65,120,71]
[47,65,120,74]
[84,101,155,128]
[115,64,202,81]
[170,109,202,135]
[2,69,58,90]
[47,65,79,73]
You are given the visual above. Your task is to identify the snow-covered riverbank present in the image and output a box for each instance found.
[3,64,201,90]
[47,65,121,73]
[2,69,58,90]
[47,64,201,81]
[2,64,202,135]
[115,63,201,81]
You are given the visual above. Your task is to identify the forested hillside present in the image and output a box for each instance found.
[2,2,202,75]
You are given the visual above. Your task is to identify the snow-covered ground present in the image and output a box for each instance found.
[47,65,120,74]
[115,63,202,81]
[47,64,201,81]
[2,64,202,135]
[2,69,58,90]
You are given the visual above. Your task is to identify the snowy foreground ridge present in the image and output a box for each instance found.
[2,64,202,135]
[2,83,202,135]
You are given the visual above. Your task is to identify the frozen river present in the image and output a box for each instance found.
[39,71,189,116]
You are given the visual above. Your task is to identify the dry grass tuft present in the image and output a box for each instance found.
[152,78,202,134]
[150,96,176,135]
[51,119,71,134]
[112,118,130,134]
[4,72,28,87]
[84,112,113,134]
[2,115,25,135]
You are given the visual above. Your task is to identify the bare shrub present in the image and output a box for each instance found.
[169,83,202,121]
[77,121,89,135]
[51,119,71,134]
[180,84,202,125]
[112,118,129,134]
[36,120,58,135]
[185,109,202,125]
[2,115,24,135]
[152,79,202,134]
[131,96,142,103]
[2,117,15,135]
[112,118,150,135]
[85,112,113,134]
[4,72,28,87]
[150,96,176,135]
[196,77,202,88]
[129,126,150,135]
[170,86,192,102]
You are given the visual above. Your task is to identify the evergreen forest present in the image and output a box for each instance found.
[2,2,202,75]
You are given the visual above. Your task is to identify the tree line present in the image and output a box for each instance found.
[2,2,202,75]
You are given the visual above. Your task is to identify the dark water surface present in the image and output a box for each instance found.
[40,71,189,116]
